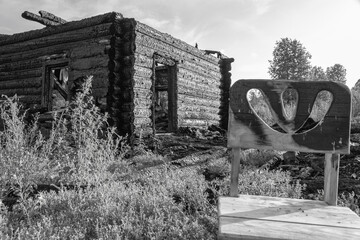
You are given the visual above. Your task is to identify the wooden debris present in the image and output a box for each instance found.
[39,10,67,24]
[21,11,61,26]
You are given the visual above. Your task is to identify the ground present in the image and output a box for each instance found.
[153,126,360,200]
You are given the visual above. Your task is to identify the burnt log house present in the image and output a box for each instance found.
[0,12,233,140]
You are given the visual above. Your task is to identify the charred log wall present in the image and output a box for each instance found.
[219,58,234,130]
[0,12,121,112]
[108,18,137,140]
[134,22,232,132]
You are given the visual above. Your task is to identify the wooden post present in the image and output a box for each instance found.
[230,148,241,197]
[324,153,340,205]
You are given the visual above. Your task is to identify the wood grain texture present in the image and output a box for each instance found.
[218,195,360,240]
[22,11,60,26]
[228,79,351,154]
[324,154,340,205]
[0,12,121,46]
[230,148,241,197]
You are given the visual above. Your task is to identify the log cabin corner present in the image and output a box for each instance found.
[0,11,234,141]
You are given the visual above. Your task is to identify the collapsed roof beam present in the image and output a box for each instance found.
[39,10,67,24]
[21,11,66,27]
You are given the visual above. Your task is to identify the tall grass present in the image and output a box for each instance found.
[0,77,306,239]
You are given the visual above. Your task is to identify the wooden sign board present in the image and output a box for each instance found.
[228,80,351,154]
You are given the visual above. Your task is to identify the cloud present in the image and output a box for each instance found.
[141,18,169,29]
[253,0,273,15]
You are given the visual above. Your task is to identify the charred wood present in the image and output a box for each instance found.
[39,10,67,24]
[0,37,109,64]
[0,12,122,46]
[0,77,42,89]
[22,11,60,26]
[0,23,113,55]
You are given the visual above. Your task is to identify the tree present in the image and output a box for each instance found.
[307,66,327,81]
[268,38,312,81]
[351,79,360,118]
[326,64,347,85]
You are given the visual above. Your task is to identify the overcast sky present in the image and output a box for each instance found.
[1,0,360,87]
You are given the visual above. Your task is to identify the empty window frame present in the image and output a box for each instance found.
[42,62,69,111]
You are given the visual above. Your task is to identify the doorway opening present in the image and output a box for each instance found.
[152,55,177,134]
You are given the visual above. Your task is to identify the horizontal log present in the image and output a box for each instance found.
[0,68,42,81]
[0,58,43,72]
[69,41,110,59]
[134,87,152,99]
[177,85,220,101]
[0,36,111,65]
[178,111,220,121]
[22,11,60,26]
[0,23,113,55]
[134,108,152,118]
[0,95,42,104]
[178,76,221,93]
[134,117,151,125]
[177,67,220,86]
[134,127,153,137]
[135,36,222,78]
[0,87,42,96]
[134,53,153,68]
[0,77,42,89]
[178,94,220,108]
[18,95,42,104]
[39,10,67,24]
[178,104,219,115]
[71,68,109,83]
[178,118,218,127]
[0,12,122,46]
[133,76,152,90]
[134,97,152,106]
[135,22,220,63]
[134,65,153,78]
[177,76,221,94]
[70,55,108,70]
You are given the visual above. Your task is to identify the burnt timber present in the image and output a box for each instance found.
[0,11,233,140]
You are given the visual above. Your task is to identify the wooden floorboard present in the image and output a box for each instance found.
[218,195,360,240]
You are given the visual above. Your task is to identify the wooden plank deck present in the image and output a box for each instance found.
[218,195,360,240]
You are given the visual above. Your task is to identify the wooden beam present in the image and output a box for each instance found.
[21,11,60,26]
[0,12,122,46]
[39,10,67,24]
[324,153,340,205]
[0,23,112,55]
[230,148,242,197]
[218,195,360,239]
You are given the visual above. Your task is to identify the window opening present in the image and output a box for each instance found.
[44,64,69,111]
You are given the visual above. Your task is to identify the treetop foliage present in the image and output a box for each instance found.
[268,37,348,85]
[326,64,347,85]
[268,38,312,81]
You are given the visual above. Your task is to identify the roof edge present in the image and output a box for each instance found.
[0,12,123,46]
